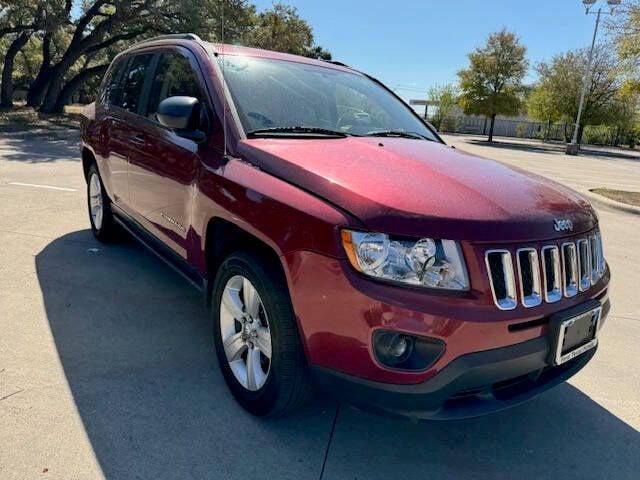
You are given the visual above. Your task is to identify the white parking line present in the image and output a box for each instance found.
[8,182,77,192]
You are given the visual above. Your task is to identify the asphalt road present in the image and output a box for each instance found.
[1,131,639,480]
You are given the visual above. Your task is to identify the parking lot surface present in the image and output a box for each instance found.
[1,132,639,479]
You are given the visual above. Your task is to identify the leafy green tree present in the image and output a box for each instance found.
[249,3,311,56]
[531,46,623,143]
[427,83,458,131]
[607,1,640,72]
[457,29,528,141]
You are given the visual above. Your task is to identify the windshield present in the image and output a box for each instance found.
[218,55,439,140]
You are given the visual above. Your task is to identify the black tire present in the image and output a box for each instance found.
[212,251,314,416]
[87,163,117,242]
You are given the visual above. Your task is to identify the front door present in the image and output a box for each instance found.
[127,48,210,258]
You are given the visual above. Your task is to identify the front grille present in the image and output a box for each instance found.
[486,231,605,310]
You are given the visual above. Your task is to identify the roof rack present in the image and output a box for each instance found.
[139,33,203,44]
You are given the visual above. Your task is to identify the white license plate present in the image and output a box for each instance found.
[554,306,601,365]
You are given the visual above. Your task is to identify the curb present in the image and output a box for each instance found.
[581,189,640,217]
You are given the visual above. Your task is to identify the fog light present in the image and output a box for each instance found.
[374,332,414,366]
[390,336,410,358]
[373,330,446,371]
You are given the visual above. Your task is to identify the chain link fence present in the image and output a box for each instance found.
[434,115,637,148]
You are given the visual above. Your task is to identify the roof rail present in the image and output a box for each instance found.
[324,60,350,68]
[139,33,203,44]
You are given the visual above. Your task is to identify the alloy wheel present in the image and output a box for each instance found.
[89,173,103,230]
[219,275,272,391]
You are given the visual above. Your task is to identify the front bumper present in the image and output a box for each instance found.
[312,326,600,421]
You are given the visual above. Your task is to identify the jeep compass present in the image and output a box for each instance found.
[80,34,610,420]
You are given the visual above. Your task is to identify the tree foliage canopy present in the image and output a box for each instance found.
[427,83,458,131]
[0,0,331,112]
[457,29,528,140]
[528,46,624,127]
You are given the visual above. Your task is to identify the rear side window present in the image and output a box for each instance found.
[100,57,127,106]
[146,52,203,121]
[120,53,153,114]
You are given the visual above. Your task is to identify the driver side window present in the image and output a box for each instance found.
[146,52,203,122]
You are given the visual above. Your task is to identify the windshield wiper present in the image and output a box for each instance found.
[246,126,353,138]
[365,130,434,141]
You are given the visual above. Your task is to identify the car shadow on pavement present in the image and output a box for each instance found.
[0,132,80,163]
[36,230,640,480]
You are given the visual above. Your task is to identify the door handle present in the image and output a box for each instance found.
[131,135,145,147]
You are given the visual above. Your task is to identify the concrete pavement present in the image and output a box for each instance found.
[1,132,639,479]
[441,134,640,195]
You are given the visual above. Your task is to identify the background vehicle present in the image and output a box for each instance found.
[80,34,610,420]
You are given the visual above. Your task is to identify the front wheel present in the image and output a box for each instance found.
[87,163,117,241]
[212,251,313,416]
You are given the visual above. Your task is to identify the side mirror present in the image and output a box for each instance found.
[157,96,207,142]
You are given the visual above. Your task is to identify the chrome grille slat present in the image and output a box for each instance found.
[516,248,542,307]
[485,250,517,310]
[485,231,605,309]
[589,235,598,285]
[595,232,605,277]
[577,239,591,292]
[541,246,562,303]
[561,242,578,298]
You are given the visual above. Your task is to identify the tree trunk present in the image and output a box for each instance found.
[40,61,73,114]
[545,119,551,141]
[488,114,497,142]
[0,32,31,109]
[53,64,109,114]
[26,33,52,108]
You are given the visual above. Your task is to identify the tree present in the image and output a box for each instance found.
[607,1,640,72]
[427,83,458,131]
[457,29,528,141]
[529,46,623,143]
[249,3,311,56]
[0,0,332,113]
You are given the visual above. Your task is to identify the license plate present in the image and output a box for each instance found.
[553,306,601,366]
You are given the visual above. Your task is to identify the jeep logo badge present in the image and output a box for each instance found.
[553,218,574,232]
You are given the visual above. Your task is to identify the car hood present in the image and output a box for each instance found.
[237,137,597,242]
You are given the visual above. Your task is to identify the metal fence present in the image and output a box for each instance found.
[438,115,572,142]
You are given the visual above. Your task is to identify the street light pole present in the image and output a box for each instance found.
[566,0,621,156]
[566,8,601,155]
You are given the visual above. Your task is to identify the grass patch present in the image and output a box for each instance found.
[590,188,640,207]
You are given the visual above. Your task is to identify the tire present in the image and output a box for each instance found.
[87,163,117,241]
[212,251,314,416]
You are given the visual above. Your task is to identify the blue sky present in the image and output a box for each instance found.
[253,0,609,103]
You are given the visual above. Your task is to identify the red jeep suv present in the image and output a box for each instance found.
[80,34,610,420]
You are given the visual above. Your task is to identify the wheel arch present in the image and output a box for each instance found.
[204,217,289,305]
[81,146,96,181]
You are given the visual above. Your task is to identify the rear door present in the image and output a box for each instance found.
[127,47,210,258]
[97,55,130,205]
[107,52,154,211]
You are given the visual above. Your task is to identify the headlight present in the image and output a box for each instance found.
[341,229,469,290]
